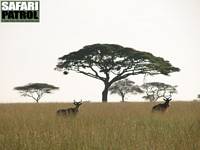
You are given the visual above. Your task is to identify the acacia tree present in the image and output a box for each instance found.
[14,83,59,103]
[109,79,143,102]
[142,82,177,102]
[55,44,180,102]
[197,94,200,99]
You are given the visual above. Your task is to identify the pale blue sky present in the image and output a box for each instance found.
[0,0,200,102]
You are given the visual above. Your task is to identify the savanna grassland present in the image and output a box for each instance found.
[0,102,200,150]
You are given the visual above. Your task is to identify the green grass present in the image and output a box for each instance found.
[0,102,200,150]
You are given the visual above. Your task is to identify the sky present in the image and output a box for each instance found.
[0,0,200,103]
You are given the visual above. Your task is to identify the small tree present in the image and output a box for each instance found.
[109,79,143,102]
[197,94,200,99]
[55,44,180,102]
[14,83,59,103]
[142,82,177,102]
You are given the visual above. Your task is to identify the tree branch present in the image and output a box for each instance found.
[88,65,106,81]
[22,91,38,101]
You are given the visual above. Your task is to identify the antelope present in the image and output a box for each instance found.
[152,96,172,113]
[57,100,82,116]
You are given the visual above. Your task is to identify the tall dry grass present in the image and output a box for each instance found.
[0,102,199,150]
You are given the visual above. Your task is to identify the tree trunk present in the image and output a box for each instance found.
[35,98,39,103]
[121,95,125,102]
[102,85,109,102]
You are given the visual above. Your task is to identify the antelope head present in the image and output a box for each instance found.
[73,100,82,107]
[163,96,172,103]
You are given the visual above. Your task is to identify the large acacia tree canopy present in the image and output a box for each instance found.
[56,44,180,83]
